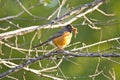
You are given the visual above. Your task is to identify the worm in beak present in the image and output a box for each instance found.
[72,27,78,38]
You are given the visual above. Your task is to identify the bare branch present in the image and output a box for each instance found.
[41,73,63,80]
[72,37,120,51]
[0,2,42,21]
[0,11,23,21]
[83,16,101,29]
[0,41,46,52]
[0,0,106,40]
[0,59,63,80]
[0,26,10,31]
[16,0,39,18]
[96,8,115,16]
[0,50,120,79]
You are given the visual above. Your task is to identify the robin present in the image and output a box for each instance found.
[33,25,78,50]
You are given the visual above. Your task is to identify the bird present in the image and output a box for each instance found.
[33,25,78,50]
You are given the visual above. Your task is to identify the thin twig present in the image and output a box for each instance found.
[72,37,120,51]
[0,41,47,52]
[0,26,10,31]
[96,8,115,16]
[16,0,35,17]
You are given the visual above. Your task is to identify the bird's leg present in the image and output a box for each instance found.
[55,47,65,53]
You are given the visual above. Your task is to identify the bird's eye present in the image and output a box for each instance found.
[67,25,72,29]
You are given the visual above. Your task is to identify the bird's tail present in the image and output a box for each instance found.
[32,41,48,49]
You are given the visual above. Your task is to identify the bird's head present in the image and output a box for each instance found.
[65,25,78,38]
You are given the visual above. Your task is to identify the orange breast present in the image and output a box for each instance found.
[52,32,72,49]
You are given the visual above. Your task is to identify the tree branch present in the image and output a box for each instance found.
[0,50,120,79]
[0,0,106,40]
[72,37,120,51]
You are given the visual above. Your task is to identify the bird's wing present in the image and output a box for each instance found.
[48,29,64,41]
[33,28,65,48]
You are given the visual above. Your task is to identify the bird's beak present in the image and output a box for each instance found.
[72,27,78,38]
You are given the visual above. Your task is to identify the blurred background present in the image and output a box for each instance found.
[0,0,120,80]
